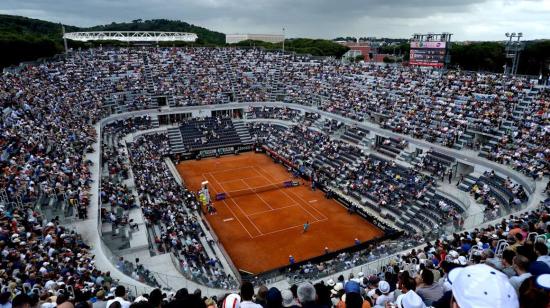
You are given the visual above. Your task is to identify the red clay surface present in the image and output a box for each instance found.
[176,152,384,274]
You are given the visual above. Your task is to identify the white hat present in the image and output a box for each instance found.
[222,293,241,308]
[457,256,467,265]
[451,264,518,308]
[357,272,364,278]
[134,296,148,303]
[327,279,336,287]
[378,280,390,294]
[399,291,426,308]
[536,274,550,290]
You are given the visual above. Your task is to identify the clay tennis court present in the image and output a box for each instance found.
[176,151,384,274]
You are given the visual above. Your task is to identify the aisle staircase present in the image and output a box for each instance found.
[167,127,186,154]
[233,120,254,144]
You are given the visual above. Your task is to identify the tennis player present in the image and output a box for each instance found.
[303,221,310,233]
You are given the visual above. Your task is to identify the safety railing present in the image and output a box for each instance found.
[97,235,236,297]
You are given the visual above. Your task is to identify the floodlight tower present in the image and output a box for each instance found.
[282,27,286,53]
[61,24,68,54]
[505,32,524,75]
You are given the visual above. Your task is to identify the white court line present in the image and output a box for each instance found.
[309,200,318,203]
[286,188,330,221]
[250,219,325,239]
[253,166,320,221]
[239,179,274,210]
[208,171,264,237]
[204,172,226,194]
[257,166,330,221]
[254,166,327,222]
[217,175,264,184]
[227,197,264,235]
[208,166,256,175]
[223,218,234,222]
[246,203,299,217]
[204,173,254,239]
[221,199,255,239]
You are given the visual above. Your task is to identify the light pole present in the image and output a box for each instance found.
[504,32,523,76]
[61,24,68,54]
[282,27,286,53]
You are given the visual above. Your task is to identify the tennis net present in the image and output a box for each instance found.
[215,180,299,201]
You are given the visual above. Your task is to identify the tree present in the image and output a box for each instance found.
[383,56,395,63]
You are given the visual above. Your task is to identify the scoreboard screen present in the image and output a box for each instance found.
[409,41,448,68]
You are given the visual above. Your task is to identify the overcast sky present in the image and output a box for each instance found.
[1,0,549,41]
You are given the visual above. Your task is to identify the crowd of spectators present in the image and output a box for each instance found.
[256,123,463,236]
[0,201,136,308]
[147,48,232,106]
[91,200,549,308]
[1,45,547,308]
[127,134,238,289]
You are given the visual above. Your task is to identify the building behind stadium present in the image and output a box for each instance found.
[226,33,285,44]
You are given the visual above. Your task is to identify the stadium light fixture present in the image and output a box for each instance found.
[282,27,286,53]
[504,31,524,76]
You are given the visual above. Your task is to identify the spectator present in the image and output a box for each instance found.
[93,291,108,308]
[256,286,269,308]
[534,242,550,267]
[240,282,262,308]
[12,294,31,308]
[297,283,322,308]
[450,264,518,307]
[266,287,283,308]
[222,294,241,308]
[518,276,549,308]
[106,286,131,308]
[509,255,532,293]
[281,290,299,308]
[372,281,393,307]
[415,269,444,305]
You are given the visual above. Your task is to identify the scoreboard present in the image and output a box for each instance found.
[409,34,452,68]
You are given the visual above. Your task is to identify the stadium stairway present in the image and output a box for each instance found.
[151,115,160,128]
[340,126,370,146]
[457,173,481,192]
[142,55,156,95]
[167,95,176,108]
[268,59,285,101]
[167,127,186,154]
[457,131,475,149]
[233,120,254,144]
[397,149,415,163]
[222,51,239,102]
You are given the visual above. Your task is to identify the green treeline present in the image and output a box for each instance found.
[1,14,549,76]
[230,38,350,58]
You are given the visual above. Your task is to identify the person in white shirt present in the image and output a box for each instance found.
[509,255,532,293]
[374,280,394,307]
[239,282,262,308]
[535,242,550,268]
[105,286,131,308]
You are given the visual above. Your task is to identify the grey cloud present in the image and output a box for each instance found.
[0,0,548,40]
